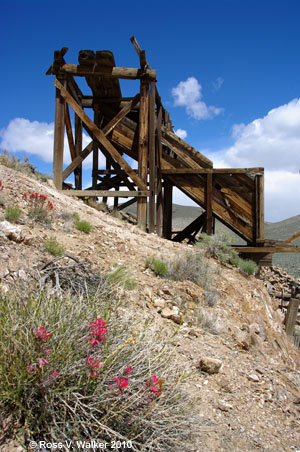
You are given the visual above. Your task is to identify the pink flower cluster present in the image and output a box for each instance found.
[149,375,160,395]
[23,192,54,211]
[0,180,4,190]
[112,367,133,394]
[88,318,107,347]
[27,326,59,379]
[87,356,103,378]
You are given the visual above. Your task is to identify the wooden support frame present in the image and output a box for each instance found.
[137,80,149,231]
[53,80,66,189]
[285,298,300,336]
[148,81,156,233]
[205,173,213,235]
[163,179,172,239]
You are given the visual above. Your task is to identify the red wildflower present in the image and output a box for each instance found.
[35,327,52,339]
[87,356,103,377]
[88,318,107,347]
[125,367,133,374]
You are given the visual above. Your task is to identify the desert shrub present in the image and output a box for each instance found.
[72,212,80,221]
[168,251,213,290]
[146,257,168,277]
[75,219,92,234]
[43,237,65,256]
[205,288,219,307]
[5,206,22,223]
[196,308,225,335]
[197,233,238,264]
[107,265,136,290]
[0,285,198,451]
[231,257,258,275]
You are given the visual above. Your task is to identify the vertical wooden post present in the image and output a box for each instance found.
[205,173,213,235]
[148,81,156,233]
[285,298,300,336]
[102,160,110,205]
[137,80,149,231]
[156,106,163,236]
[53,79,65,189]
[92,105,100,190]
[163,179,172,239]
[255,173,264,242]
[74,110,82,190]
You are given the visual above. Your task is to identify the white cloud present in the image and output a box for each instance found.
[0,117,105,169]
[175,128,187,140]
[212,77,224,92]
[172,77,223,120]
[207,98,300,221]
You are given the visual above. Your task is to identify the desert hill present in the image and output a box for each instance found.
[0,164,300,452]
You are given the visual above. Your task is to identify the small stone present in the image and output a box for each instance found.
[170,313,181,324]
[247,373,260,382]
[216,400,233,411]
[153,298,166,309]
[197,357,222,374]
[161,307,174,319]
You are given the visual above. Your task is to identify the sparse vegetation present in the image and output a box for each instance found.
[75,219,93,234]
[107,265,136,290]
[43,237,65,256]
[230,256,258,275]
[168,251,213,289]
[146,257,169,276]
[196,308,225,335]
[0,149,51,181]
[5,206,22,223]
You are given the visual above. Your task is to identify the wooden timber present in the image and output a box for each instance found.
[47,41,300,262]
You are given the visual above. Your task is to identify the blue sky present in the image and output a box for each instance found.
[1,0,300,221]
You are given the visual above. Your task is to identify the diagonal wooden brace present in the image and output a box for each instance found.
[55,78,147,191]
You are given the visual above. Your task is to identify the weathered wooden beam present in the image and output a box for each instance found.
[255,174,264,242]
[61,64,156,80]
[163,179,173,239]
[285,298,300,336]
[235,246,300,253]
[205,173,213,235]
[162,168,264,175]
[117,197,137,211]
[137,80,149,231]
[156,106,163,237]
[285,231,300,244]
[55,79,147,191]
[92,106,100,190]
[172,213,205,243]
[65,104,76,161]
[102,93,140,136]
[62,142,93,181]
[162,127,213,169]
[60,190,150,197]
[74,109,83,190]
[148,81,156,233]
[53,80,66,189]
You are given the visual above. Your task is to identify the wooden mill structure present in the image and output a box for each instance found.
[46,38,300,261]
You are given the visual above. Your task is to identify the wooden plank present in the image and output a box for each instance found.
[235,246,300,253]
[148,81,156,233]
[285,231,300,244]
[206,173,213,235]
[102,93,140,136]
[65,104,76,161]
[74,109,83,190]
[92,106,100,190]
[137,80,149,231]
[117,197,137,211]
[173,213,205,243]
[162,127,213,169]
[60,190,150,197]
[255,174,264,241]
[285,298,300,336]
[62,142,93,181]
[156,106,163,237]
[61,64,156,80]
[55,78,147,191]
[163,179,173,239]
[53,80,65,189]
[162,168,264,175]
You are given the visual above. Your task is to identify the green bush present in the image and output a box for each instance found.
[168,251,213,290]
[75,219,93,234]
[146,257,168,277]
[107,265,136,290]
[233,257,258,275]
[5,206,22,223]
[43,237,65,256]
[0,285,198,450]
[197,232,238,264]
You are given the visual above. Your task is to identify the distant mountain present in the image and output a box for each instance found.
[124,203,300,278]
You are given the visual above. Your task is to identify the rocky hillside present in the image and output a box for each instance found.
[0,164,300,452]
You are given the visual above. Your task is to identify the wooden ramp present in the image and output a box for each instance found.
[46,38,300,260]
